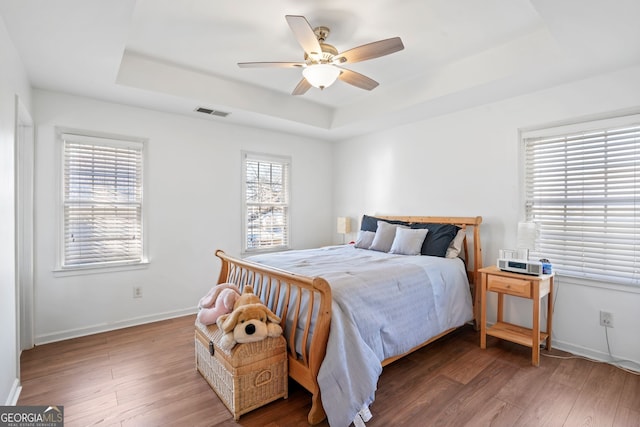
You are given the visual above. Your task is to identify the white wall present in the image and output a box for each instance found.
[333,64,640,368]
[32,90,333,343]
[0,17,32,404]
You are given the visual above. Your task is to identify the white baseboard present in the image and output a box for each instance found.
[551,339,640,373]
[4,379,21,405]
[485,321,640,373]
[34,308,197,345]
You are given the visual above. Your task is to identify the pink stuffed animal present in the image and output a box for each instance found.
[197,283,241,326]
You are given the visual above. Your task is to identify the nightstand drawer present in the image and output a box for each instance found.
[487,275,531,298]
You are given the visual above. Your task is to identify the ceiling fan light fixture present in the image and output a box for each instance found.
[239,15,404,95]
[303,64,340,89]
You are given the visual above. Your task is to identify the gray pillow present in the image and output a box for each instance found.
[369,221,407,252]
[354,230,375,249]
[390,228,429,255]
[446,228,466,258]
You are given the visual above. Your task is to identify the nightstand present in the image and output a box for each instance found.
[479,265,554,366]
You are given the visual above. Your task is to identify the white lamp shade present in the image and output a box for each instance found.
[303,64,340,89]
[337,217,351,234]
[517,221,539,250]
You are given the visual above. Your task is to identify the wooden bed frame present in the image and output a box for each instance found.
[214,216,482,424]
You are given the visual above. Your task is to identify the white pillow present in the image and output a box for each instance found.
[390,227,429,255]
[369,221,407,252]
[446,228,466,258]
[354,230,376,249]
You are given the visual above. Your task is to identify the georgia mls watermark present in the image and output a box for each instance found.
[0,406,63,427]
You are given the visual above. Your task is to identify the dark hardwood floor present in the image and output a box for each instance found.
[18,315,640,426]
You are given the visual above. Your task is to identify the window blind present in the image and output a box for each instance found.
[524,122,640,286]
[62,134,144,267]
[244,153,290,251]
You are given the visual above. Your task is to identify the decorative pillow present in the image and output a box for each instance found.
[410,223,461,257]
[369,221,407,252]
[354,230,376,249]
[446,228,466,258]
[389,227,429,255]
[360,214,410,232]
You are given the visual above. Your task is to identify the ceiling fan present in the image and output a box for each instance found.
[238,15,404,95]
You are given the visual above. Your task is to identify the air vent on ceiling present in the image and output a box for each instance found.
[195,107,230,118]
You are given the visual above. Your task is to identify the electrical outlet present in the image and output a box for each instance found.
[600,310,613,328]
[133,286,143,299]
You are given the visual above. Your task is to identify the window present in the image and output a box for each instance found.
[60,132,145,269]
[523,116,640,286]
[242,152,290,252]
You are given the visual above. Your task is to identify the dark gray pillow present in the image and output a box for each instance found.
[410,223,461,257]
[360,215,409,232]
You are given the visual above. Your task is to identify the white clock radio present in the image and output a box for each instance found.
[497,258,543,275]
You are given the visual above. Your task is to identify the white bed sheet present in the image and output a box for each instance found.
[248,245,473,427]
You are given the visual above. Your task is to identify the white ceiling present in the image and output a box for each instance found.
[1,0,639,141]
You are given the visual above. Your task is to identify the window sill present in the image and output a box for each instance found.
[242,247,290,257]
[53,259,150,277]
[556,274,640,295]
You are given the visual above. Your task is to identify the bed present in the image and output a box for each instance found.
[213,215,482,426]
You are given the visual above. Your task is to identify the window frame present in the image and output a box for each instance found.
[55,128,148,274]
[241,151,291,254]
[521,112,640,288]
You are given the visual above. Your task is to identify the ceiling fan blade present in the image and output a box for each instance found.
[337,68,379,91]
[333,37,404,64]
[285,15,322,58]
[238,61,304,68]
[292,78,312,95]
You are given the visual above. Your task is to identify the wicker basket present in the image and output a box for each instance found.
[195,320,288,420]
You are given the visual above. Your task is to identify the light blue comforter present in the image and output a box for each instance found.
[248,245,473,427]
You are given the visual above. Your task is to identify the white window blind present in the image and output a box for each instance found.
[62,133,144,267]
[243,153,290,252]
[524,121,640,286]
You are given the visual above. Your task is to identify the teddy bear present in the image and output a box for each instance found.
[216,285,283,350]
[196,283,241,326]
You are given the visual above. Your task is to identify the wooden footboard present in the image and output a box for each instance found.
[215,250,331,425]
[214,215,482,425]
